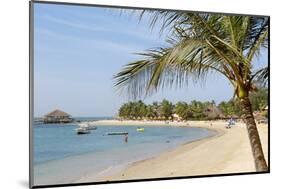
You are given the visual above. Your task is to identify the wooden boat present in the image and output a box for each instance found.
[106,132,128,135]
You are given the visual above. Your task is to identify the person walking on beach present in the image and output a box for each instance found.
[124,134,128,143]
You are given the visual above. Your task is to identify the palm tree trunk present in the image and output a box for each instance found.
[240,97,268,172]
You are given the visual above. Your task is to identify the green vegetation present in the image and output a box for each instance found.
[119,100,173,120]
[249,87,268,111]
[118,87,268,121]
[159,99,174,120]
[114,13,268,171]
[218,100,241,117]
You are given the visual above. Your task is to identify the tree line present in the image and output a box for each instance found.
[118,88,268,121]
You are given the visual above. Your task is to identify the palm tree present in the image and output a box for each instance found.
[113,12,268,171]
[159,99,174,120]
[175,101,193,120]
[146,104,155,119]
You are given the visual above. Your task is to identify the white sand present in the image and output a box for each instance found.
[78,120,268,182]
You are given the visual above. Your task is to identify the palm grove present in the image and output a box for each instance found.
[113,12,268,171]
[118,87,268,120]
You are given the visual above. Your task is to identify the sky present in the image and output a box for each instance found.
[33,3,268,117]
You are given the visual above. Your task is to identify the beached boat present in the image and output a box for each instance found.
[76,127,91,135]
[136,127,144,132]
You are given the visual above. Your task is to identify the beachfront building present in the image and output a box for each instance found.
[172,113,182,121]
[43,109,74,124]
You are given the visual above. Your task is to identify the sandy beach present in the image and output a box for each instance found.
[77,120,268,182]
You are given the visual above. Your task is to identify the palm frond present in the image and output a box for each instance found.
[113,12,268,99]
[250,67,268,86]
[113,38,231,99]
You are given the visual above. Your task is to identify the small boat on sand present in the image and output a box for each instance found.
[136,127,144,132]
[76,127,91,135]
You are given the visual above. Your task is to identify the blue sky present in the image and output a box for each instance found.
[33,3,268,117]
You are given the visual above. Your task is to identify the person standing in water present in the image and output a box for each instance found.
[124,134,128,143]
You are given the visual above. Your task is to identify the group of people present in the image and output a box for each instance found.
[226,117,235,129]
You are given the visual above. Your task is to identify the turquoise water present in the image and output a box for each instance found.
[33,123,215,185]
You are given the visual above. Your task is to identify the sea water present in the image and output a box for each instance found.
[32,122,215,185]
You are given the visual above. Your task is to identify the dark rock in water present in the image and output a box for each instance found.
[166,140,170,143]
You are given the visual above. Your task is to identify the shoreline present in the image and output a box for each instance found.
[91,119,227,127]
[34,121,216,186]
[34,120,268,185]
[76,120,268,182]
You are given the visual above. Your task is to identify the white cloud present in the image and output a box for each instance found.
[41,14,165,42]
[43,15,107,32]
[35,27,146,54]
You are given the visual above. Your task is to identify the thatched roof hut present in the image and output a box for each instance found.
[204,105,223,119]
[45,109,70,117]
[43,109,73,124]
